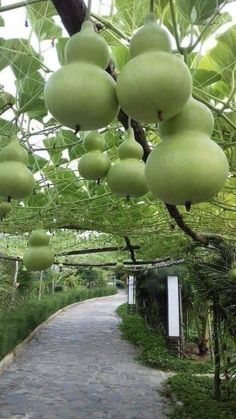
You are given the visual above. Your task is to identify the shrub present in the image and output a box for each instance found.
[168,374,236,418]
[117,303,211,373]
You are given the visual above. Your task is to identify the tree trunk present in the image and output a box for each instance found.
[213,295,221,400]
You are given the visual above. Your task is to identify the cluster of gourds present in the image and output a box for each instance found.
[0,139,54,271]
[44,13,229,207]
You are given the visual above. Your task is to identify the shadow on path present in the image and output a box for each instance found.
[0,292,169,418]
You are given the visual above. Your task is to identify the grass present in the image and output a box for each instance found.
[117,303,211,373]
[0,286,117,360]
[167,374,236,418]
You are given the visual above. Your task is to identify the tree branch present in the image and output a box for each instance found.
[51,0,86,35]
[58,244,140,256]
[123,236,137,263]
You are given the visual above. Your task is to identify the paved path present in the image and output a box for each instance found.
[0,292,169,419]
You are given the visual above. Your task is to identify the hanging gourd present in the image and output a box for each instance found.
[228,262,236,280]
[23,226,54,271]
[115,261,124,272]
[145,97,229,206]
[0,201,11,220]
[107,127,148,198]
[78,131,111,181]
[0,137,34,200]
[44,20,119,131]
[116,13,192,123]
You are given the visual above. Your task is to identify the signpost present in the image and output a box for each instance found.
[127,275,136,313]
[167,275,183,356]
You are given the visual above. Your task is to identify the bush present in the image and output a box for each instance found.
[168,374,236,418]
[0,286,117,360]
[117,304,211,373]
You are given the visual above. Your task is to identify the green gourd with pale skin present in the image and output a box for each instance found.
[44,21,119,131]
[107,127,148,197]
[23,228,54,271]
[228,268,236,280]
[145,98,229,206]
[78,131,111,181]
[116,13,192,123]
[115,261,124,272]
[0,137,34,199]
[0,201,11,219]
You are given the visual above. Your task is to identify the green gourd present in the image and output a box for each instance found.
[23,227,54,271]
[44,21,119,131]
[116,13,192,123]
[145,98,229,206]
[107,127,148,197]
[115,261,124,272]
[0,201,11,220]
[78,131,111,181]
[0,137,34,199]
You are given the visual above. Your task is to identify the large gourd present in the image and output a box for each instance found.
[44,21,119,131]
[78,131,111,181]
[0,137,34,199]
[107,127,148,198]
[145,97,229,206]
[116,13,192,123]
[23,227,54,271]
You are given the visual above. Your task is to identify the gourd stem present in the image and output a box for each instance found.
[128,117,132,129]
[150,0,154,13]
[86,0,92,20]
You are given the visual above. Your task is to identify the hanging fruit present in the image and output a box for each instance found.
[107,127,148,198]
[78,131,111,181]
[0,137,34,200]
[23,227,54,271]
[115,261,124,272]
[116,13,192,123]
[44,21,119,131]
[228,262,236,280]
[0,201,11,220]
[145,97,229,206]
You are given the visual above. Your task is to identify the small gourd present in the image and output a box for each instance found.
[23,226,54,271]
[228,262,236,280]
[107,127,148,198]
[115,261,124,272]
[0,201,11,220]
[78,131,111,181]
[116,13,192,123]
[44,21,119,131]
[145,97,229,206]
[0,137,34,200]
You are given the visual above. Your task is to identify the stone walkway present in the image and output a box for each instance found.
[0,292,169,418]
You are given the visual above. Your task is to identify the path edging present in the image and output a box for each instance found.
[0,294,116,376]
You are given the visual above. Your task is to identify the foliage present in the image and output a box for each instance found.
[0,286,117,360]
[117,303,211,373]
[167,374,236,418]
[76,267,108,288]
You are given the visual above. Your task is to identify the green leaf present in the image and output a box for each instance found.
[28,153,48,173]
[0,118,18,136]
[192,69,221,87]
[16,71,45,113]
[0,16,4,27]
[43,166,79,195]
[43,136,62,165]
[115,0,149,33]
[56,38,68,66]
[199,25,236,84]
[0,38,43,78]
[111,45,130,70]
[176,0,225,25]
[27,1,61,40]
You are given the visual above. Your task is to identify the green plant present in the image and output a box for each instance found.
[168,374,236,418]
[0,286,117,360]
[117,304,211,373]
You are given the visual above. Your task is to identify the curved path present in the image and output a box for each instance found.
[0,292,169,418]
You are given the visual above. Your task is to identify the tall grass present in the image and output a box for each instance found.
[0,287,117,360]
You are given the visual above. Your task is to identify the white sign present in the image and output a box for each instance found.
[167,276,180,337]
[128,275,136,305]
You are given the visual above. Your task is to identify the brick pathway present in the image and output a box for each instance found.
[0,292,169,418]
